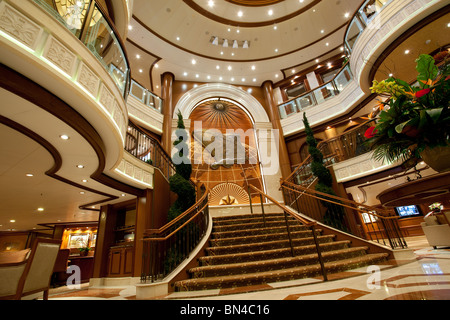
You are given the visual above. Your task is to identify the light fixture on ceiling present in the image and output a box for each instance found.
[212,37,219,45]
[60,134,69,140]
[223,39,228,47]
[233,40,238,48]
[243,40,249,49]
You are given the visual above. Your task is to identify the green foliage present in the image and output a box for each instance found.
[168,112,196,221]
[303,113,346,231]
[366,54,450,164]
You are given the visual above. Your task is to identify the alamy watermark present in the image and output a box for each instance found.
[171,121,281,175]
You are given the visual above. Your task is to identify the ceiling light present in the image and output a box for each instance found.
[60,134,69,140]
[321,30,324,33]
[76,165,84,169]
[275,48,278,52]
[208,0,214,7]
[223,39,228,47]
[26,173,34,177]
[139,69,143,73]
[212,37,219,45]
[136,54,140,59]
[231,77,235,81]
[243,40,249,49]
[128,25,133,30]
[242,78,246,82]
[404,49,410,54]
[325,42,329,46]
[183,72,188,76]
[273,25,277,30]
[191,59,197,65]
[10,220,15,223]
[195,74,199,78]
[345,12,350,18]
[220,51,224,55]
[253,78,257,82]
[228,66,232,71]
[268,9,273,16]
[82,179,88,183]
[251,65,256,70]
[233,40,238,48]
[237,11,243,17]
[37,208,44,212]
[176,37,180,41]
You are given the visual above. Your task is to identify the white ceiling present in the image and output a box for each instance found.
[128,0,359,93]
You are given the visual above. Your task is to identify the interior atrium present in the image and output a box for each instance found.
[0,0,449,304]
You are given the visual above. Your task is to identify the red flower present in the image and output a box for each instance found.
[364,126,378,139]
[415,88,431,98]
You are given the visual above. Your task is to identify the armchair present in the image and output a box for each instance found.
[0,238,61,300]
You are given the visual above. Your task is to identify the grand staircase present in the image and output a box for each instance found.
[173,212,389,292]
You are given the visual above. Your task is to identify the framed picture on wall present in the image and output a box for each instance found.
[68,233,89,248]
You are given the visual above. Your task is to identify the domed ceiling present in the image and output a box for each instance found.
[127,0,360,91]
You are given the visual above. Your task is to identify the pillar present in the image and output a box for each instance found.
[161,72,175,154]
[262,81,292,180]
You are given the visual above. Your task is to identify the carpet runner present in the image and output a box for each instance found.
[173,213,388,291]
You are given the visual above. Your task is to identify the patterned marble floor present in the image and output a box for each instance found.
[47,236,450,301]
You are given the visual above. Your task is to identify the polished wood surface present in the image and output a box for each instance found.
[377,172,450,207]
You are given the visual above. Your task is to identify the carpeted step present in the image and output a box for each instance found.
[213,219,301,233]
[199,240,351,266]
[174,253,389,292]
[212,214,298,227]
[212,213,286,223]
[209,229,327,247]
[212,224,309,239]
[206,234,335,256]
[190,247,369,278]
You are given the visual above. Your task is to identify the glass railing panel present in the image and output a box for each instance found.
[84,4,128,94]
[345,18,364,51]
[313,82,336,105]
[334,65,352,92]
[278,100,299,119]
[295,93,315,110]
[147,91,163,113]
[129,80,164,114]
[130,80,146,103]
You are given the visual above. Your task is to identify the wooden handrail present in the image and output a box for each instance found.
[248,185,315,227]
[144,187,209,237]
[284,118,376,182]
[282,181,397,220]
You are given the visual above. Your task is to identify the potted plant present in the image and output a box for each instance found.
[79,246,91,256]
[365,54,450,172]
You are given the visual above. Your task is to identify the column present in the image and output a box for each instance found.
[161,72,174,154]
[262,81,292,180]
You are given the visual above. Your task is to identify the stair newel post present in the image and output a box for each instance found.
[283,211,295,257]
[310,223,328,281]
[259,194,266,228]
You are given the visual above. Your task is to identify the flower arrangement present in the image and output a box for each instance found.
[365,53,450,167]
[429,202,443,213]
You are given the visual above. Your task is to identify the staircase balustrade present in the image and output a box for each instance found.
[281,181,407,250]
[140,187,209,283]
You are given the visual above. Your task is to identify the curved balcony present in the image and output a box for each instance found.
[279,0,446,137]
[33,0,130,97]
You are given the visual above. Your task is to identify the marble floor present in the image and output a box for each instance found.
[46,236,450,301]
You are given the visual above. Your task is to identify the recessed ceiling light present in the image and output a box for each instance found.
[325,42,329,46]
[60,134,69,140]
[216,65,220,70]
[10,220,15,223]
[128,25,133,30]
[268,9,273,16]
[228,66,232,71]
[237,11,243,17]
[37,208,44,212]
[251,65,256,70]
[253,78,257,82]
[273,25,277,30]
[231,77,235,81]
[121,194,126,197]
[208,0,214,7]
[76,165,85,169]
[345,12,350,18]
[191,59,197,65]
[183,72,188,76]
[321,30,324,33]
[139,69,143,73]
[136,54,140,59]
[404,49,410,54]
[275,48,278,52]
[82,179,88,183]
[26,173,34,177]
[176,37,180,41]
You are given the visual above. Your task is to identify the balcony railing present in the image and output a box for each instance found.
[141,187,209,283]
[129,80,164,114]
[286,119,376,187]
[344,0,392,53]
[34,0,130,98]
[125,121,175,180]
[278,63,353,119]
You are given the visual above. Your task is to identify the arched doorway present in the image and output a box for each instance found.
[189,98,264,204]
